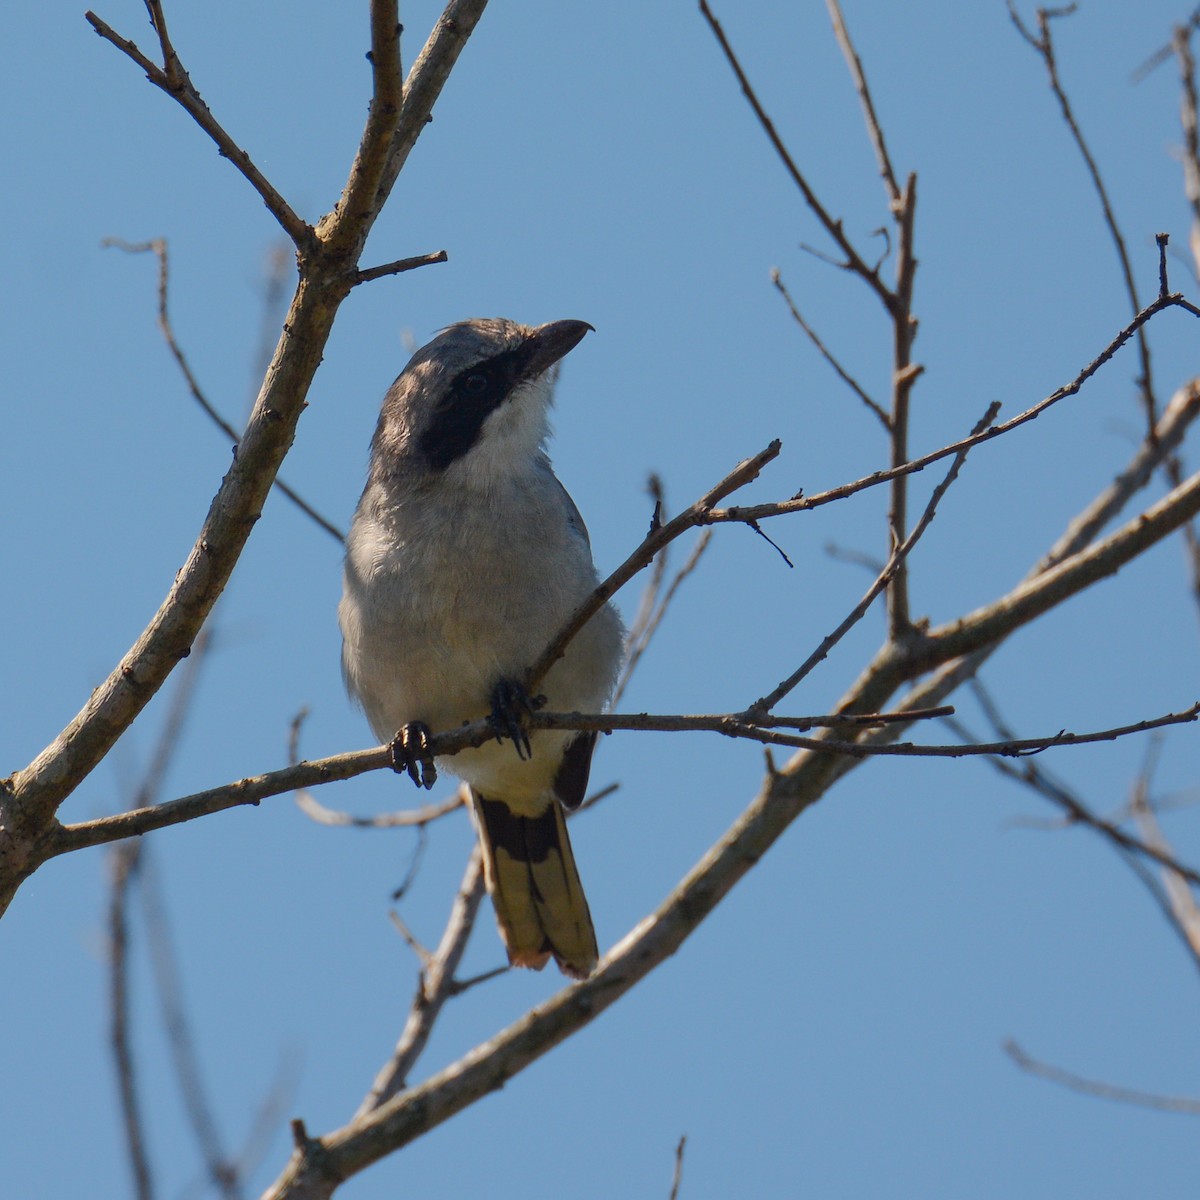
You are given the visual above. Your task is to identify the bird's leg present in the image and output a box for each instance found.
[389,721,436,789]
[489,679,544,761]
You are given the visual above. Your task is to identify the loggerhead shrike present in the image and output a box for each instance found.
[339,318,625,978]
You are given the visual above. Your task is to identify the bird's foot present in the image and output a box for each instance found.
[389,721,436,789]
[489,679,543,761]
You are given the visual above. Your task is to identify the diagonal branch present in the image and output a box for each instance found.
[751,401,999,713]
[710,289,1200,526]
[84,8,312,248]
[103,236,346,543]
[771,269,890,430]
[1005,1040,1200,1114]
[698,0,896,315]
[1007,1,1157,428]
[354,844,489,1116]
[523,440,783,693]
[826,0,900,204]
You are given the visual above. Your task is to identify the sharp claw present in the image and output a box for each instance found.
[389,722,436,789]
[490,680,534,761]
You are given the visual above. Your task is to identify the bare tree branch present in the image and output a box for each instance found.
[84,8,312,247]
[523,439,783,693]
[108,842,155,1200]
[47,698,1200,860]
[1005,1040,1200,1114]
[697,0,895,314]
[750,402,1000,714]
[826,0,900,204]
[770,268,890,431]
[355,845,490,1115]
[102,237,346,544]
[711,287,1200,527]
[0,0,492,917]
[669,1135,687,1200]
[1006,1,1158,427]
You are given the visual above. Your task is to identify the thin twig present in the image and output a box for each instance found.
[710,289,1200,526]
[1131,4,1200,84]
[771,269,890,430]
[669,1135,687,1200]
[388,910,433,966]
[102,237,345,544]
[355,250,449,284]
[84,10,311,247]
[108,842,154,1200]
[698,0,896,315]
[941,702,1200,906]
[523,440,783,693]
[614,475,673,702]
[750,402,999,714]
[854,380,1200,782]
[1005,1040,1200,1114]
[826,0,900,203]
[1007,0,1157,430]
[48,700,1200,857]
[614,529,714,706]
[356,846,490,1115]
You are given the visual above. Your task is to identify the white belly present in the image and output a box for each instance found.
[338,476,623,801]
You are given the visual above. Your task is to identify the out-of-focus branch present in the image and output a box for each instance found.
[288,708,463,829]
[355,844,489,1116]
[614,529,714,706]
[669,1135,687,1200]
[141,854,244,1200]
[102,237,346,544]
[1177,26,1200,279]
[1005,1040,1200,1114]
[1131,753,1200,968]
[109,842,154,1200]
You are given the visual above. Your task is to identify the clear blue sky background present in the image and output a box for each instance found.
[4,1,1200,1197]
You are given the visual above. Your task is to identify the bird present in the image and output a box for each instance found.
[339,317,625,978]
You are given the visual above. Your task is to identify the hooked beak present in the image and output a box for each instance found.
[522,319,594,378]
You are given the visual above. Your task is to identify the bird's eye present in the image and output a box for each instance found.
[463,372,489,394]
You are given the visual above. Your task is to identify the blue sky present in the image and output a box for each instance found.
[4,1,1200,1197]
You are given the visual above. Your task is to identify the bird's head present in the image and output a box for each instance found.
[371,317,593,484]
